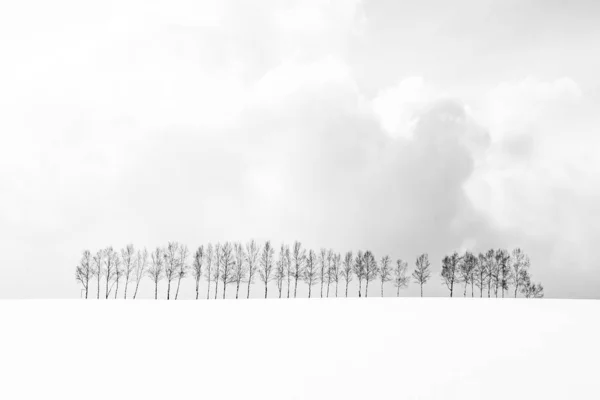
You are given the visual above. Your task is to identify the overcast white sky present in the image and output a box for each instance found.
[1,0,599,298]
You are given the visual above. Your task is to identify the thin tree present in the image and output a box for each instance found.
[75,250,93,299]
[163,242,180,300]
[275,244,287,298]
[379,255,392,297]
[174,244,189,300]
[231,242,247,299]
[496,249,511,297]
[132,248,148,299]
[92,250,103,299]
[191,246,204,300]
[458,251,477,297]
[245,240,260,299]
[121,244,135,299]
[219,242,234,299]
[259,241,274,298]
[284,245,292,298]
[393,259,409,297]
[441,251,461,297]
[205,243,213,300]
[302,249,318,298]
[474,253,487,297]
[353,250,365,297]
[148,247,164,300]
[291,241,305,298]
[412,253,431,297]
[511,248,530,298]
[331,253,341,297]
[341,251,353,297]
[324,249,334,297]
[104,247,118,299]
[213,243,222,299]
[112,251,123,299]
[484,249,495,298]
[363,251,378,298]
[319,248,327,298]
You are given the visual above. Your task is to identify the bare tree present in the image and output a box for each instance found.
[259,241,275,298]
[103,247,118,299]
[511,248,530,298]
[112,251,123,299]
[496,249,511,297]
[291,241,305,298]
[324,249,334,298]
[174,244,189,300]
[393,259,409,297]
[92,250,103,299]
[132,248,148,299]
[205,243,214,300]
[163,242,180,300]
[121,244,135,299]
[520,271,544,298]
[302,249,318,298]
[75,250,93,299]
[474,253,487,297]
[284,245,292,298]
[231,242,247,299]
[341,251,353,298]
[148,247,164,300]
[219,242,234,299]
[245,240,260,299]
[331,253,341,297]
[353,250,365,297]
[191,246,204,300]
[412,253,431,297]
[458,251,477,297]
[213,243,222,299]
[275,244,287,298]
[441,251,461,297]
[483,249,495,298]
[363,251,378,298]
[379,255,392,297]
[319,248,327,298]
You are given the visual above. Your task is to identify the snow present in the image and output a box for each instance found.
[0,298,598,399]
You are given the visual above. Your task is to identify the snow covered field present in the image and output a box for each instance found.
[0,298,598,400]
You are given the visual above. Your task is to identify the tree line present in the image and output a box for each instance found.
[75,241,544,300]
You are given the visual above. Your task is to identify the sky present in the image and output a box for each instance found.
[1,0,599,299]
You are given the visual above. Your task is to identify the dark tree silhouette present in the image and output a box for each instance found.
[132,248,148,299]
[192,246,204,300]
[379,255,392,297]
[325,249,334,298]
[291,241,305,298]
[204,244,213,300]
[232,242,247,299]
[148,247,164,300]
[275,244,287,298]
[458,251,477,297]
[163,242,180,300]
[92,250,103,299]
[303,249,318,298]
[441,251,461,297]
[341,251,353,298]
[496,249,511,298]
[213,243,222,300]
[245,240,260,299]
[121,244,135,299]
[412,253,431,297]
[511,248,530,298]
[112,250,123,299]
[103,247,118,299]
[520,271,544,298]
[174,244,189,300]
[75,250,93,299]
[331,252,341,297]
[484,249,495,298]
[219,242,234,299]
[319,248,327,298]
[353,250,365,297]
[474,253,487,297]
[259,241,274,298]
[393,259,409,297]
[363,251,378,298]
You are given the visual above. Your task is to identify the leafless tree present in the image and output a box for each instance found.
[511,248,530,298]
[319,248,327,298]
[496,249,511,297]
[520,271,544,298]
[132,248,148,299]
[353,250,365,297]
[121,244,135,299]
[213,243,222,299]
[112,251,123,299]
[259,241,275,298]
[291,241,305,298]
[92,250,103,299]
[412,253,431,297]
[331,253,341,297]
[103,247,118,299]
[284,245,292,298]
[163,242,180,300]
[379,255,392,297]
[474,253,487,297]
[393,259,409,297]
[191,246,204,300]
[174,244,189,300]
[341,251,353,297]
[483,249,495,298]
[458,251,477,297]
[324,249,335,297]
[147,247,164,299]
[245,240,260,299]
[302,249,318,298]
[205,243,214,300]
[75,250,93,299]
[275,244,287,298]
[231,242,247,299]
[441,251,462,297]
[363,251,378,298]
[219,242,234,299]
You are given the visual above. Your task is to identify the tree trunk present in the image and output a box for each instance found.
[154,281,158,300]
[223,282,227,299]
[464,283,467,297]
[278,285,282,299]
[514,284,518,298]
[114,278,119,299]
[420,283,423,298]
[294,278,298,298]
[287,280,290,299]
[236,281,240,299]
[85,284,88,299]
[175,277,182,300]
[358,280,362,298]
[365,280,369,298]
[196,279,200,300]
[214,280,218,300]
[320,281,323,298]
[381,281,384,297]
[134,279,141,300]
[124,278,129,299]
[308,285,311,298]
[167,280,171,300]
[449,282,453,298]
[345,281,349,298]
[247,277,251,299]
[207,276,211,300]
[471,281,474,298]
[105,275,110,299]
[264,283,268,299]
[327,282,330,298]
[97,276,100,299]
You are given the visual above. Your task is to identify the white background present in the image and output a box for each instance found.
[0,298,597,399]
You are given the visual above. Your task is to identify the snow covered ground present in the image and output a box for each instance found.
[0,298,598,400]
